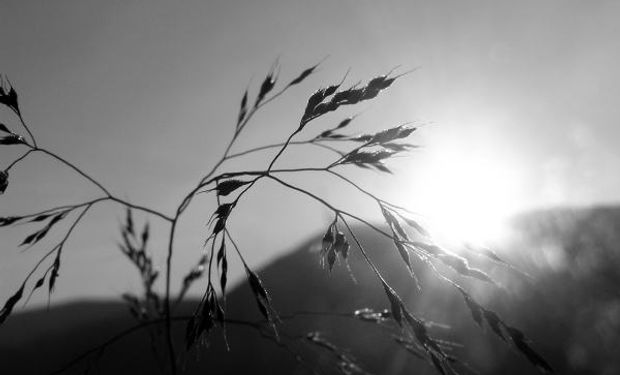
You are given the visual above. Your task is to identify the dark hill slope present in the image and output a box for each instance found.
[1,205,619,374]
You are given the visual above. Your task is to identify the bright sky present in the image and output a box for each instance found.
[1,0,619,304]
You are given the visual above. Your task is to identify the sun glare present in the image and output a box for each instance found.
[408,147,522,247]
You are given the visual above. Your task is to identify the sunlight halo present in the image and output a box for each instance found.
[404,145,524,247]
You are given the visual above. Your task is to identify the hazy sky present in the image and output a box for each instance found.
[1,0,619,304]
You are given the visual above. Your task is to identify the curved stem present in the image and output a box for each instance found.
[166,79,298,307]
[325,169,380,203]
[264,174,394,241]
[16,198,105,220]
[33,147,112,197]
[22,245,60,287]
[325,169,423,216]
[5,149,34,172]
[237,82,294,134]
[24,147,172,222]
[21,203,95,294]
[313,141,345,156]
[212,167,394,211]
[55,204,94,248]
[225,228,249,268]
[160,77,307,373]
[266,129,301,172]
[203,169,409,246]
[338,216,387,285]
[109,197,173,222]
[201,167,325,187]
[160,130,238,375]
[225,140,311,159]
[163,218,178,374]
[17,113,37,148]
[225,138,345,160]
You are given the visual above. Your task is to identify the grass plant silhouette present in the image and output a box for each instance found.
[1,64,552,374]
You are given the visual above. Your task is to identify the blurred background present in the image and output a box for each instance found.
[1,1,619,374]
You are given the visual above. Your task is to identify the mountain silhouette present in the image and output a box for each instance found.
[1,205,619,374]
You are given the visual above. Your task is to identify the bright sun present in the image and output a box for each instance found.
[407,147,523,247]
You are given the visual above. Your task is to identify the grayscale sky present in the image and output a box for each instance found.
[1,0,619,304]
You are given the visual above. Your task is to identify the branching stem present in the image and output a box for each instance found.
[33,147,112,197]
[160,76,302,374]
[21,203,95,302]
[6,149,34,172]
[17,113,37,148]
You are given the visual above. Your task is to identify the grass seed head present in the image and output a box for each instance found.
[0,170,8,194]
[0,76,20,115]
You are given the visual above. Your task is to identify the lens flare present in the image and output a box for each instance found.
[407,149,523,248]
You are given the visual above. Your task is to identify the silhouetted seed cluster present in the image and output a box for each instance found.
[288,62,321,87]
[206,179,251,197]
[236,61,320,132]
[316,116,356,140]
[333,124,417,173]
[118,209,161,319]
[182,182,248,302]
[373,211,547,375]
[255,63,278,107]
[49,252,61,293]
[216,237,228,297]
[373,199,497,286]
[340,149,395,173]
[245,265,279,336]
[0,216,20,226]
[0,207,68,319]
[0,133,25,145]
[320,218,350,271]
[236,90,248,130]
[1,122,27,194]
[0,283,24,325]
[0,80,28,194]
[0,209,69,238]
[182,235,228,308]
[457,287,553,373]
[351,304,463,369]
[0,170,8,194]
[380,281,453,374]
[186,283,226,349]
[21,211,68,246]
[189,169,281,348]
[0,76,20,115]
[367,124,417,144]
[178,235,231,352]
[0,206,74,313]
[361,203,427,289]
[299,73,398,130]
[208,202,235,237]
